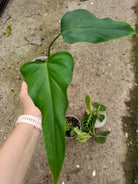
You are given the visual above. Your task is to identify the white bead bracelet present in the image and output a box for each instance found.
[15,115,42,132]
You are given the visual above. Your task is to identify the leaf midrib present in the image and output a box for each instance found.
[45,62,57,173]
[61,27,134,35]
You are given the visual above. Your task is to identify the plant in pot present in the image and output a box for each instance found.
[20,9,136,184]
[65,115,80,139]
[74,96,110,144]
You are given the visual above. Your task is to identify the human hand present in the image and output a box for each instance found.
[19,81,41,118]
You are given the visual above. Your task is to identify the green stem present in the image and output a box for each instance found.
[87,112,92,126]
[95,104,101,117]
[98,104,101,111]
[48,33,61,58]
[93,127,95,136]
[89,130,92,135]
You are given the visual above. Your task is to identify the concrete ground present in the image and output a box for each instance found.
[0,0,136,183]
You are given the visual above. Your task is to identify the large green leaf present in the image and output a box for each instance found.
[20,51,74,184]
[61,9,135,44]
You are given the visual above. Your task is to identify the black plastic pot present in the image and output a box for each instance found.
[65,115,81,139]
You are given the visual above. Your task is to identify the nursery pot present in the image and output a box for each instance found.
[86,110,107,128]
[65,115,81,139]
[95,111,107,128]
[32,56,48,62]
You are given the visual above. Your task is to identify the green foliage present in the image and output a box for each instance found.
[74,127,92,142]
[81,111,96,131]
[70,129,76,137]
[6,24,12,37]
[93,102,106,111]
[61,9,135,44]
[79,96,110,144]
[85,96,92,113]
[95,131,110,144]
[20,51,74,184]
[98,114,105,122]
[65,121,77,137]
[65,123,70,131]
[81,96,106,132]
[20,9,136,183]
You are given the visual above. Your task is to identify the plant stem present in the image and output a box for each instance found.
[93,127,95,136]
[48,33,61,58]
[86,112,92,127]
[89,130,92,135]
[96,104,101,116]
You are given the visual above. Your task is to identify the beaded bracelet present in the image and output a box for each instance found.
[15,115,42,132]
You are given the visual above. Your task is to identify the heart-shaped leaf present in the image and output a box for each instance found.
[20,51,74,184]
[61,9,135,44]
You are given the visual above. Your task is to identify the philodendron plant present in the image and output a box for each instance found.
[74,96,110,143]
[20,9,136,184]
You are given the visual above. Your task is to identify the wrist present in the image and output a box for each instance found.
[15,115,42,132]
[23,111,41,118]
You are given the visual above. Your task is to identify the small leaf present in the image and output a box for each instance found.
[93,102,106,111]
[96,131,110,137]
[70,129,76,136]
[95,131,110,144]
[6,24,12,37]
[61,9,135,44]
[65,123,70,132]
[95,136,106,144]
[81,111,89,131]
[85,96,92,113]
[74,127,92,142]
[98,114,105,122]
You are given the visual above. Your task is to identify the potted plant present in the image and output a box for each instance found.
[20,9,136,184]
[74,96,110,144]
[85,96,107,129]
[65,115,80,139]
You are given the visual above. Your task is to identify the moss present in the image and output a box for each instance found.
[122,3,138,184]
